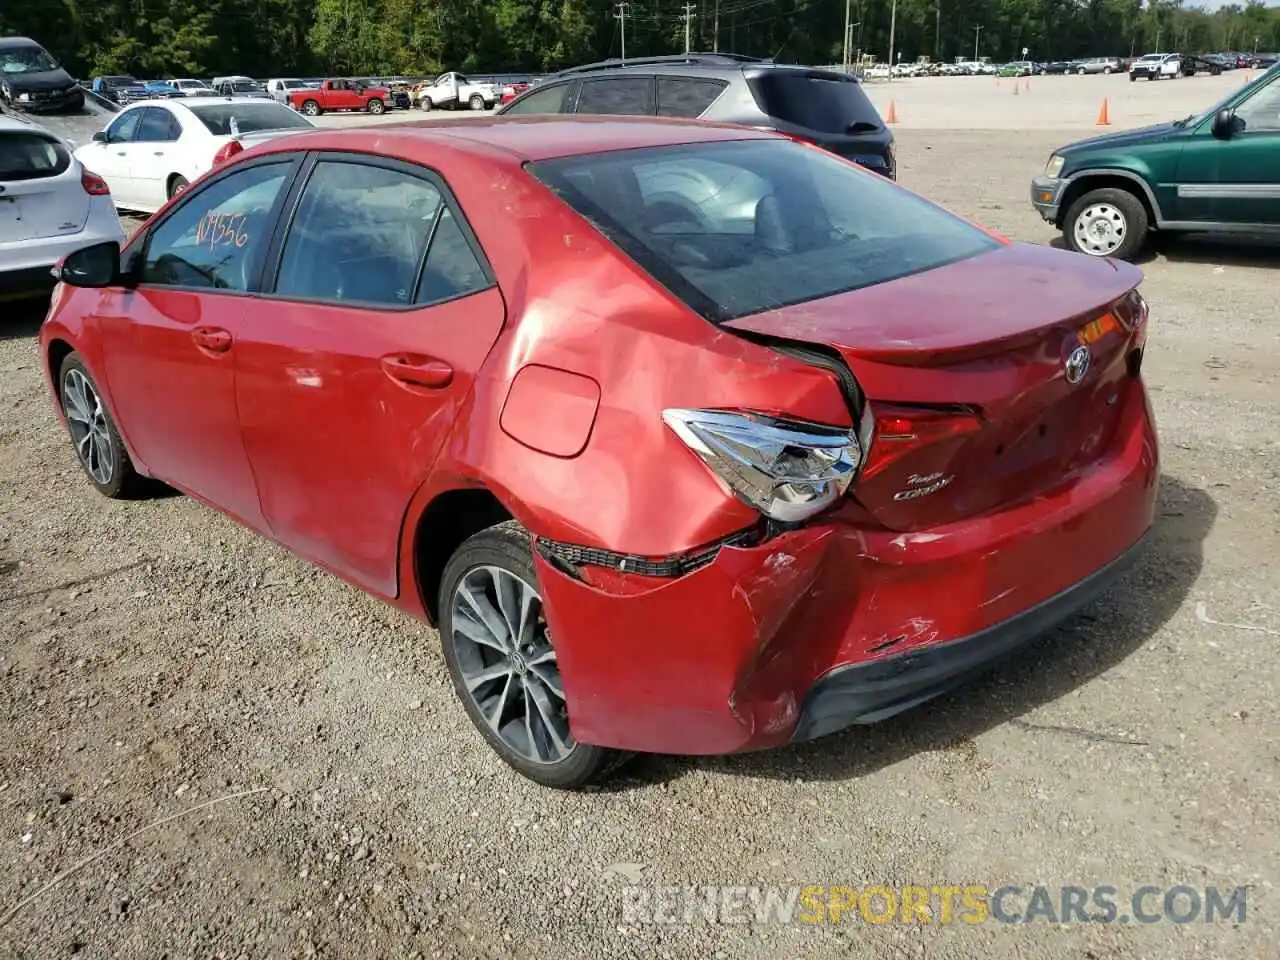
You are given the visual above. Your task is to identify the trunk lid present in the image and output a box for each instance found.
[0,130,89,242]
[724,243,1146,530]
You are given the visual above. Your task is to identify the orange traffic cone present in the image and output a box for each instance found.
[1013,81,1020,95]
[1096,97,1110,126]
[1024,77,1031,92]
[885,100,898,124]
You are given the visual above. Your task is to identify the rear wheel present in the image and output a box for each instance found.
[301,99,320,116]
[1103,66,1113,74]
[57,353,143,499]
[439,521,630,789]
[1063,187,1148,261]
[167,175,188,199]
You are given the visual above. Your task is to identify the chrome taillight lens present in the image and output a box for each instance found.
[663,409,863,523]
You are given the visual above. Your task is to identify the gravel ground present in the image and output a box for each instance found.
[2,78,1278,958]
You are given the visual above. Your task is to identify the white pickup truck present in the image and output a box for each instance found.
[414,72,497,111]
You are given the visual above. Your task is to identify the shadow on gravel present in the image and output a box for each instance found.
[0,294,49,342]
[625,473,1214,787]
[1050,233,1280,269]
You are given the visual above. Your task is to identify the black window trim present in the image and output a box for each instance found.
[133,106,182,143]
[129,153,307,297]
[254,150,497,313]
[499,78,579,115]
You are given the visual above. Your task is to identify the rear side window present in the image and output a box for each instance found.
[0,132,70,180]
[576,77,654,116]
[657,77,727,118]
[529,139,998,322]
[747,72,882,134]
[502,83,572,115]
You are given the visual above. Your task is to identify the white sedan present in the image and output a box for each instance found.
[73,97,316,214]
[0,115,125,295]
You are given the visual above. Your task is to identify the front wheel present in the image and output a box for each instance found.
[1130,73,1137,82]
[439,521,631,789]
[418,96,433,112]
[1063,187,1148,261]
[58,353,143,499]
[1103,66,1113,74]
[366,97,384,114]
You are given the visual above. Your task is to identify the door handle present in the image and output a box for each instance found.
[153,151,164,156]
[380,355,453,388]
[192,326,232,353]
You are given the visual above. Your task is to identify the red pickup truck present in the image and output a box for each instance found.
[289,79,389,116]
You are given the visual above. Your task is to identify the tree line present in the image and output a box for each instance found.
[2,0,1278,80]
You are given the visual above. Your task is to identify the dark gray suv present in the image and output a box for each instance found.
[497,53,895,179]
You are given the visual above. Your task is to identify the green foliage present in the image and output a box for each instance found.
[2,0,1278,80]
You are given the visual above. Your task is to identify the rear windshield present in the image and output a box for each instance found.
[0,132,70,180]
[528,139,998,322]
[747,72,882,134]
[190,102,312,135]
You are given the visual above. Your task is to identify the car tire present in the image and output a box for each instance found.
[366,98,384,114]
[419,96,432,112]
[438,520,632,789]
[1130,74,1137,82]
[1103,66,1113,74]
[168,175,188,199]
[301,100,320,116]
[469,94,485,110]
[1063,187,1148,262]
[1077,67,1086,75]
[57,353,143,500]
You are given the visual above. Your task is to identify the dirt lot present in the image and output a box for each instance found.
[2,76,1278,959]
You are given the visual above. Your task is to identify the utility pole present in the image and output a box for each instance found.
[713,0,720,52]
[888,0,897,81]
[684,2,696,54]
[843,0,852,72]
[615,1,629,62]
[935,2,941,59]
[973,24,983,63]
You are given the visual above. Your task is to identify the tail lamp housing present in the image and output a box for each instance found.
[212,139,244,166]
[663,409,863,523]
[80,168,110,196]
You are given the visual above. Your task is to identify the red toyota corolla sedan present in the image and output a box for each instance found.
[40,116,1158,788]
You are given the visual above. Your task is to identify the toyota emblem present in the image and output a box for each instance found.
[1065,344,1091,384]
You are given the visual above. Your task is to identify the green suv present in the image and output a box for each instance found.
[1030,62,1280,260]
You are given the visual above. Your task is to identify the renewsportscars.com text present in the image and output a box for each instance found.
[620,884,1248,925]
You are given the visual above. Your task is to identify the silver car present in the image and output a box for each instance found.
[1073,57,1123,75]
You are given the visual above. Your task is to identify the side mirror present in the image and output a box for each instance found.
[58,241,121,288]
[92,130,108,143]
[1212,108,1237,139]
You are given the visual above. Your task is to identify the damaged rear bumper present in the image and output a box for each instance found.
[533,382,1159,757]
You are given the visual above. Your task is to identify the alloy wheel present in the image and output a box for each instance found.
[449,565,573,764]
[1073,202,1127,256]
[62,368,113,485]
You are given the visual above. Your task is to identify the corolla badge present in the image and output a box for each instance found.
[1065,344,1091,384]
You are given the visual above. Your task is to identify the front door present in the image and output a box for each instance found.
[97,157,299,529]
[80,108,144,208]
[234,154,506,597]
[1174,73,1280,225]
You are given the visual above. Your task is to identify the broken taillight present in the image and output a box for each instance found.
[859,404,984,482]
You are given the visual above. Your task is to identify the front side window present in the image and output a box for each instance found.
[502,82,572,115]
[1234,77,1280,133]
[142,163,290,291]
[530,139,999,322]
[576,77,655,116]
[274,160,486,306]
[106,109,143,142]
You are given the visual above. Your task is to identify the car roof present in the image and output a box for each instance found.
[544,58,846,83]
[0,37,44,50]
[0,114,51,134]
[253,115,775,164]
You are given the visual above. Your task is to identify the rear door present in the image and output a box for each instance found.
[234,152,506,597]
[0,128,90,243]
[127,106,183,209]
